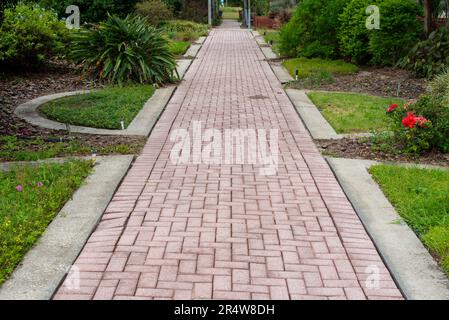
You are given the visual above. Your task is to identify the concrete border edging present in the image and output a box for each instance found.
[326,157,449,300]
[0,155,133,300]
[14,87,175,136]
[251,30,294,84]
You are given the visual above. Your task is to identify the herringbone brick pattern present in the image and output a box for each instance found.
[53,22,402,300]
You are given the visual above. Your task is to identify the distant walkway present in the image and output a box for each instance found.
[54,25,402,300]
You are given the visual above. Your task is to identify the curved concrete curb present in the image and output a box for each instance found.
[14,87,175,136]
[327,157,449,300]
[0,155,133,300]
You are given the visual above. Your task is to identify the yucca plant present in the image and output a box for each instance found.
[69,14,178,85]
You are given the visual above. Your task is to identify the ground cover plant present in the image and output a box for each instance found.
[40,85,155,130]
[0,160,93,284]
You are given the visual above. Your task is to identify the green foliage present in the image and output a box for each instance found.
[168,40,190,56]
[399,28,449,78]
[161,20,209,36]
[0,0,19,24]
[338,0,380,64]
[279,0,349,58]
[386,70,449,154]
[252,0,269,16]
[369,0,422,66]
[135,0,173,25]
[40,85,155,129]
[69,15,177,85]
[0,160,92,284]
[0,3,68,65]
[370,165,449,276]
[40,0,139,23]
[411,70,449,152]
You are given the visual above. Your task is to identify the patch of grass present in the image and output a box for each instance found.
[221,7,240,20]
[0,136,145,162]
[0,160,93,284]
[307,92,403,134]
[258,29,280,55]
[370,165,449,276]
[283,57,358,79]
[39,85,155,130]
[168,40,190,56]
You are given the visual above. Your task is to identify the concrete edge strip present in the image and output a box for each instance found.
[326,157,449,300]
[14,87,175,137]
[250,31,294,84]
[0,155,134,300]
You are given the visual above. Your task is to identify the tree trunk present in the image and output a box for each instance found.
[423,0,434,36]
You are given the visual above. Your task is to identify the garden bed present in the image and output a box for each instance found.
[0,160,93,285]
[316,138,449,167]
[288,66,426,99]
[0,62,147,162]
[39,85,155,130]
[370,165,449,277]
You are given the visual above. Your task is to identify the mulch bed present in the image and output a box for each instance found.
[316,138,449,168]
[0,61,146,157]
[287,66,427,100]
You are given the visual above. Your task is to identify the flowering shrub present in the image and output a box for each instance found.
[387,70,449,154]
[386,102,433,154]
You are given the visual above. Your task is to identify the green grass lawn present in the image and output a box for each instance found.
[221,7,240,20]
[0,160,93,284]
[307,92,403,134]
[168,40,190,56]
[283,57,358,79]
[258,29,280,55]
[39,85,155,130]
[370,165,449,276]
[0,136,144,162]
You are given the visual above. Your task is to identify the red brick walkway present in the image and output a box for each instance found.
[54,23,402,300]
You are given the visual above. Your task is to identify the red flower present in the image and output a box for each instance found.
[415,116,428,128]
[402,112,417,128]
[387,103,398,113]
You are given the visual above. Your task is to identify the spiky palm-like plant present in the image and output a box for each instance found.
[70,14,178,85]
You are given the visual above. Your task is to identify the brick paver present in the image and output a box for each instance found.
[54,22,402,300]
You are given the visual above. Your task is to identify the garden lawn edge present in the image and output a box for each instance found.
[0,155,133,300]
[14,87,175,136]
[326,157,449,300]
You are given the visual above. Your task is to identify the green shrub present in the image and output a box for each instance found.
[399,28,449,78]
[387,69,449,154]
[0,3,68,65]
[252,0,270,16]
[40,0,139,23]
[69,14,177,85]
[369,0,422,66]
[161,19,208,42]
[0,0,18,24]
[279,0,349,58]
[135,0,173,25]
[338,0,380,64]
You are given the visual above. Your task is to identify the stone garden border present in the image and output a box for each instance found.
[0,155,133,300]
[327,157,449,300]
[15,87,176,137]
